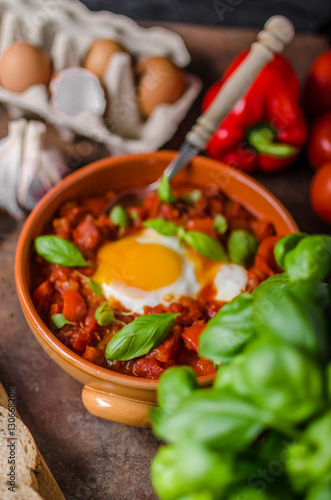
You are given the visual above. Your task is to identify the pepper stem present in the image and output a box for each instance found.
[246,122,298,158]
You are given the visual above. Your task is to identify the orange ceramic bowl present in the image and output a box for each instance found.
[15,151,298,427]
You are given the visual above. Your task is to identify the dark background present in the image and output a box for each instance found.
[81,0,331,34]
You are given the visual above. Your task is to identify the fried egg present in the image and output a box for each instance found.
[93,228,248,310]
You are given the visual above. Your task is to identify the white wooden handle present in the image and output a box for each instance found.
[186,15,295,150]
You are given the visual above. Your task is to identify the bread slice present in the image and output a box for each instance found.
[0,406,42,497]
[0,483,43,499]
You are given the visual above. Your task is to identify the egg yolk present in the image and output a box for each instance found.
[93,236,183,291]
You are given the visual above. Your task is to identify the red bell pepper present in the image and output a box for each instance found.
[202,51,308,173]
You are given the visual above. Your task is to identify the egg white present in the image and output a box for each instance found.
[213,263,248,302]
[100,228,248,310]
[102,229,200,311]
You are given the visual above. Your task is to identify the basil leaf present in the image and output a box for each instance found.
[88,278,103,297]
[157,366,197,414]
[213,214,228,235]
[105,313,178,361]
[306,480,331,500]
[226,485,284,500]
[199,294,255,363]
[151,440,233,500]
[130,209,139,221]
[228,230,259,267]
[286,411,331,492]
[183,231,227,261]
[216,340,325,424]
[95,302,115,326]
[95,302,108,321]
[109,205,129,227]
[50,314,75,329]
[177,226,186,243]
[158,175,177,205]
[98,310,115,326]
[153,390,267,451]
[274,233,306,269]
[284,235,331,282]
[35,235,92,267]
[252,272,289,297]
[181,190,202,204]
[143,218,178,237]
[253,281,330,360]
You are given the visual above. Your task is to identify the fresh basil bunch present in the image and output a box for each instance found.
[151,233,331,500]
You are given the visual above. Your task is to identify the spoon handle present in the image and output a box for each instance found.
[185,15,295,150]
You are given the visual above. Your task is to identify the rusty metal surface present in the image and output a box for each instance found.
[0,25,330,500]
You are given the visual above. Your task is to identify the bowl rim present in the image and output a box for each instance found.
[15,150,298,391]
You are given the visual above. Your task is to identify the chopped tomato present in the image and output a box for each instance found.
[255,235,282,275]
[181,324,206,353]
[192,357,216,376]
[82,197,108,217]
[250,219,275,242]
[62,290,87,323]
[133,358,165,379]
[73,215,100,250]
[71,330,95,353]
[82,346,104,365]
[186,217,215,236]
[33,280,52,303]
[150,329,181,363]
[247,235,282,291]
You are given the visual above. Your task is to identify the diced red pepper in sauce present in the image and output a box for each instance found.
[32,181,278,379]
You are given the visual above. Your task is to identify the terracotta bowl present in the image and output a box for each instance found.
[15,151,298,427]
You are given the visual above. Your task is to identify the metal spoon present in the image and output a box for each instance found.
[105,15,294,212]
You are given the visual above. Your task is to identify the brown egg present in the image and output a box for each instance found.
[136,56,186,117]
[0,41,51,93]
[83,39,125,79]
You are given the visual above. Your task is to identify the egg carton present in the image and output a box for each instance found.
[0,0,202,155]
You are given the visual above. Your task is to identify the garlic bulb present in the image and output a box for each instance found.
[0,119,68,219]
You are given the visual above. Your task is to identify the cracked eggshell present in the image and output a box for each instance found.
[50,67,106,117]
[0,41,52,93]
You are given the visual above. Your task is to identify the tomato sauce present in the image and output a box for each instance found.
[32,181,277,379]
